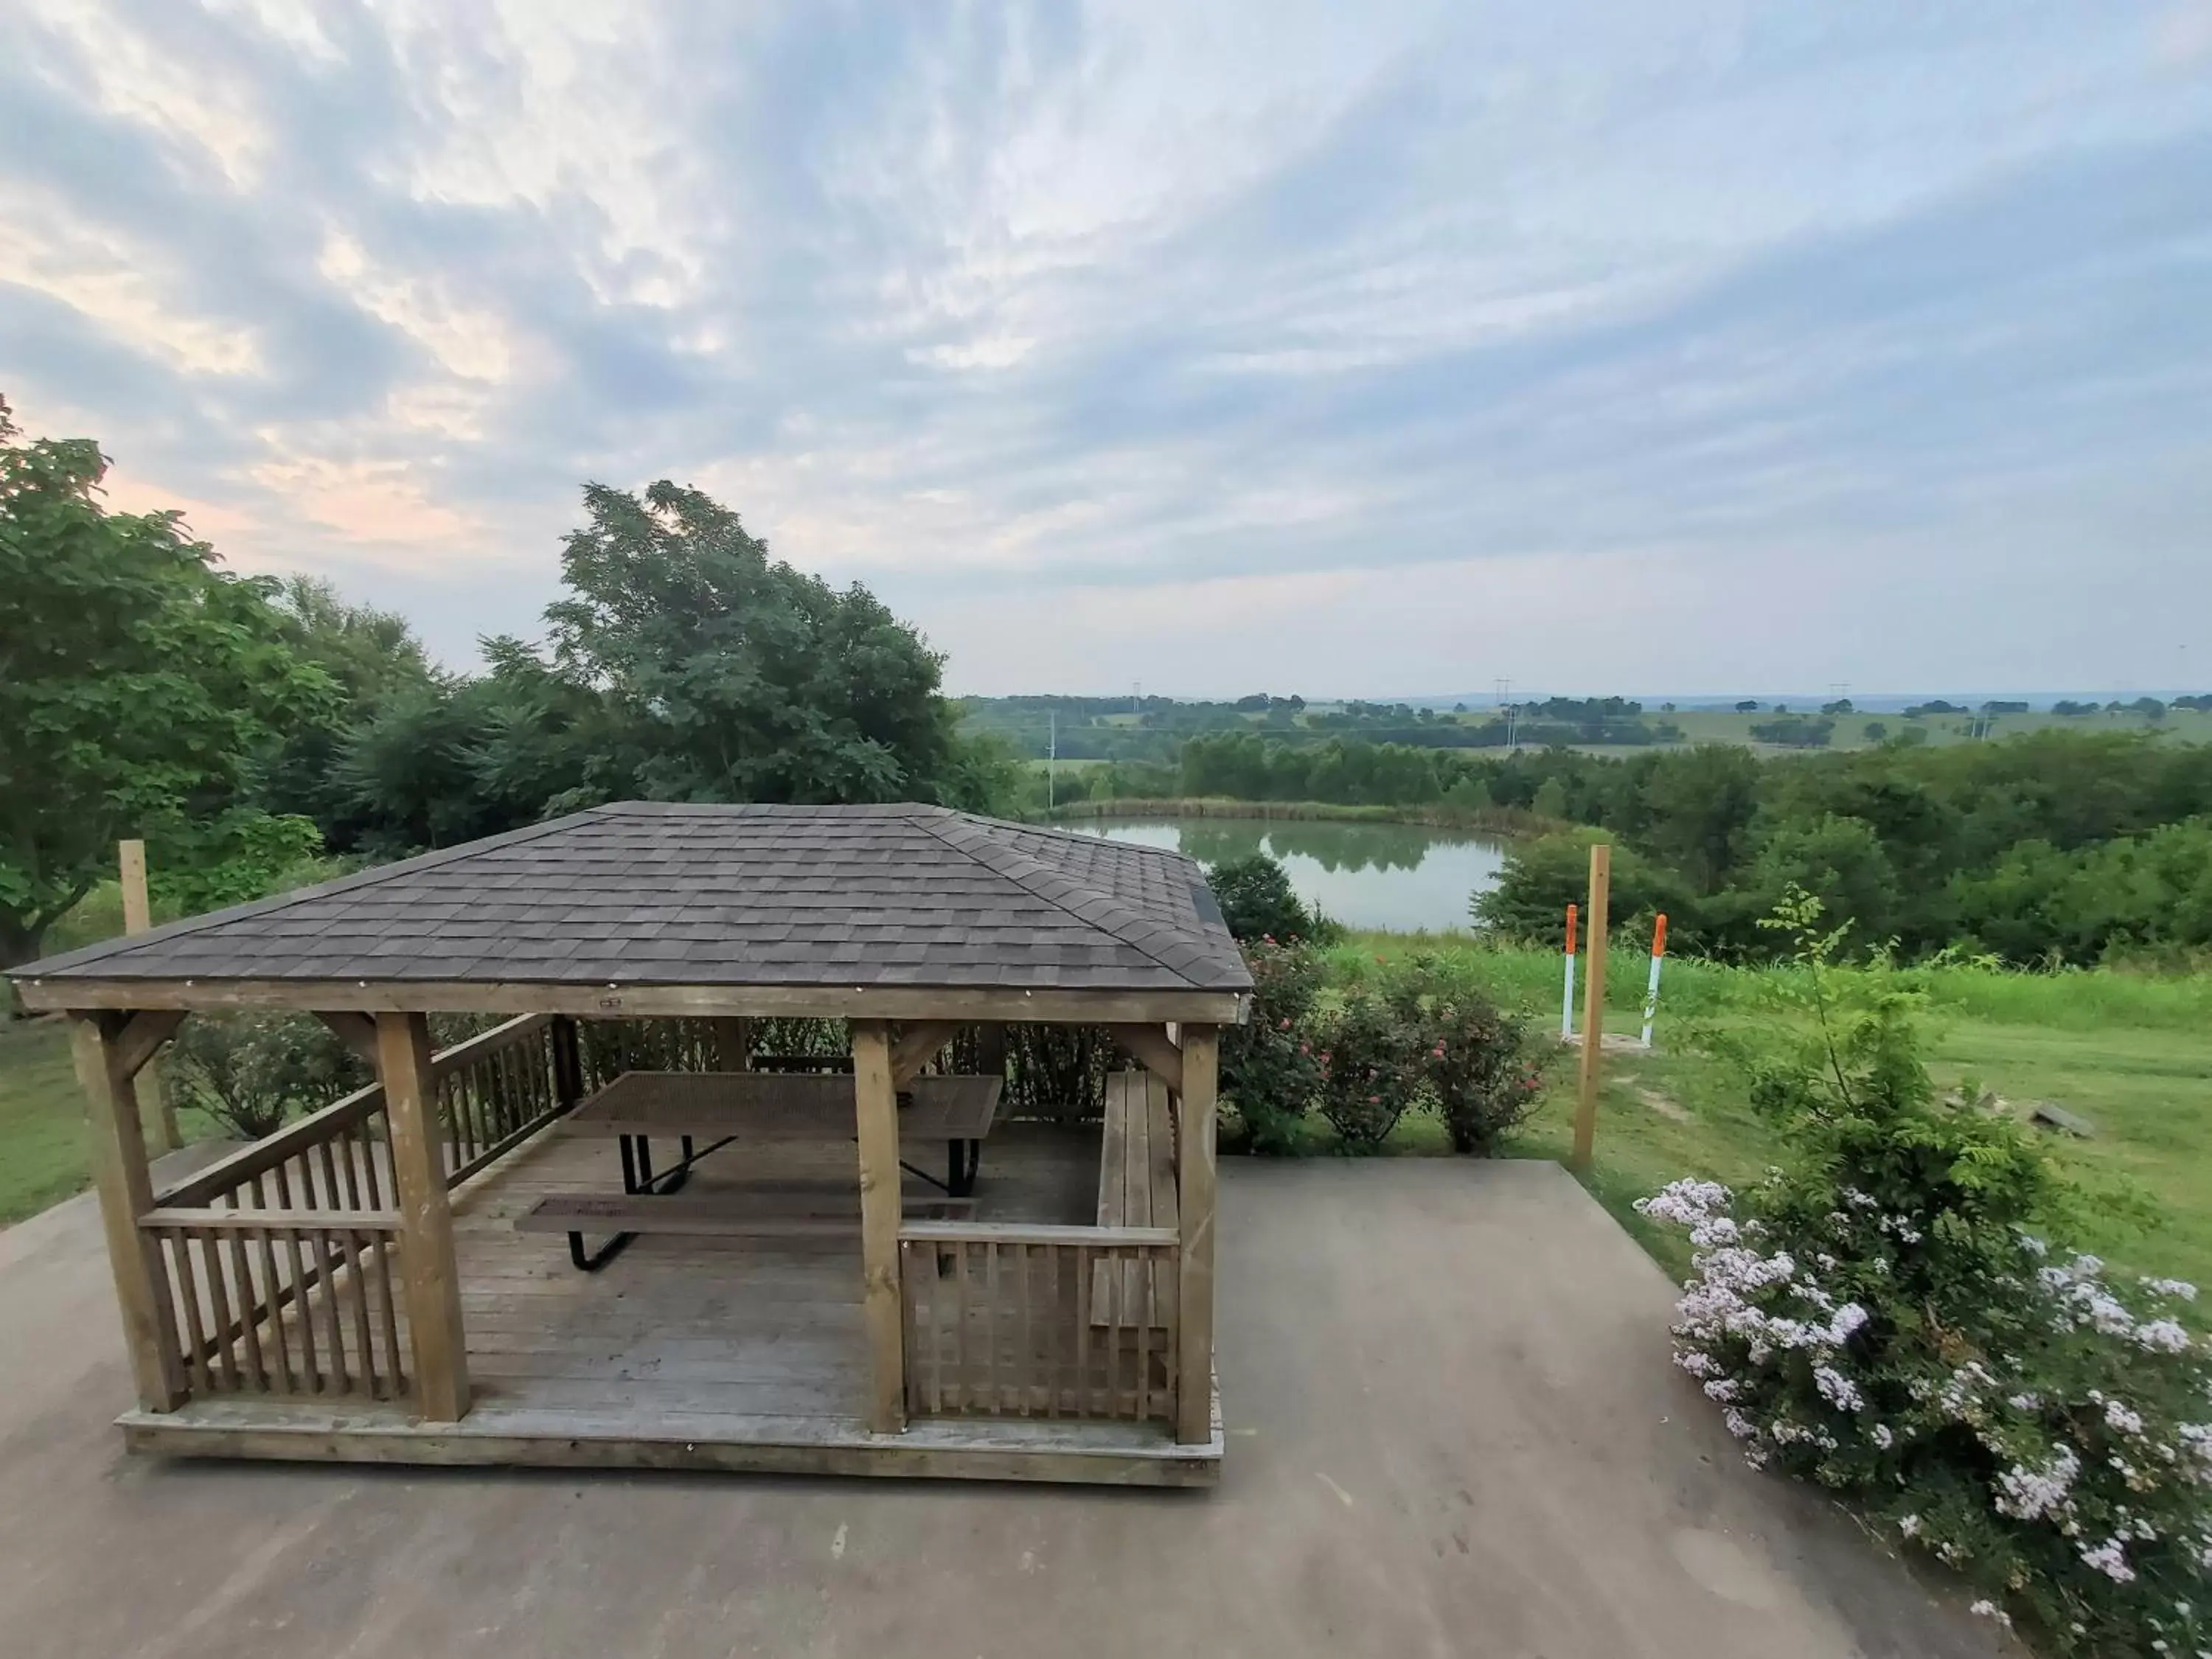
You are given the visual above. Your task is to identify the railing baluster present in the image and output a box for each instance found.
[1075,1242,1093,1417]
[200,1231,240,1391]
[227,1229,267,1391]
[375,1235,404,1397]
[166,1232,212,1396]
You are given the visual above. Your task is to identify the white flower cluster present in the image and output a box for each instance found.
[1644,1169,2212,1643]
[2079,1537,2138,1584]
[1995,1447,2081,1521]
[2039,1253,2199,1345]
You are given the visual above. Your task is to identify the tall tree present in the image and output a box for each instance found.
[543,480,965,804]
[0,399,333,967]
[257,574,439,849]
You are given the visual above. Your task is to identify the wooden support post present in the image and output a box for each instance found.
[69,1012,188,1409]
[711,1016,751,1072]
[117,839,181,1153]
[1175,1024,1220,1444]
[1571,842,1612,1172]
[974,1021,1007,1081]
[850,1020,905,1434]
[549,1015,583,1107]
[375,1012,470,1420]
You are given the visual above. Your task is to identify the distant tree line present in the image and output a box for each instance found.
[1139,727,2212,966]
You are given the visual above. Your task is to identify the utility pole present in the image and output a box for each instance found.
[1047,709,1057,810]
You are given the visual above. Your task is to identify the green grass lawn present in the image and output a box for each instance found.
[1326,933,2212,1289]
[0,1017,232,1225]
[0,1019,100,1223]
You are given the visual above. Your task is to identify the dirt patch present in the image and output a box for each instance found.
[1636,1085,1692,1124]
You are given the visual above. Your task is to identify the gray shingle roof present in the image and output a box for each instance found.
[13,804,1252,994]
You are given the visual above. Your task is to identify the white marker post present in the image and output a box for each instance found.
[1640,913,1669,1049]
[1560,902,1579,1041]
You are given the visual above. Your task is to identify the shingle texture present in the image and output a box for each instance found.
[13,804,1252,994]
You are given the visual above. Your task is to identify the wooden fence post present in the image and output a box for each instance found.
[850,1021,905,1434]
[117,841,181,1154]
[1571,843,1611,1172]
[1175,1025,1220,1444]
[375,1012,470,1419]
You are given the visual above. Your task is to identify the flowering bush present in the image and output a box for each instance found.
[1638,893,2208,1657]
[1317,953,1548,1154]
[1220,936,1326,1154]
[1317,982,1422,1150]
[1220,944,1548,1156]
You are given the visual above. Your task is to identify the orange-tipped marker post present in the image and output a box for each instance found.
[1560,902,1579,1040]
[1640,913,1669,1048]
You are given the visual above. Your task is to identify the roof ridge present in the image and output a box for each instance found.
[908,813,1209,987]
[13,807,616,979]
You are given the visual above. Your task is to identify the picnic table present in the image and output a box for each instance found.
[518,1071,1002,1270]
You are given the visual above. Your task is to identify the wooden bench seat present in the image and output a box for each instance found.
[1094,1068,1179,1328]
[518,1186,973,1241]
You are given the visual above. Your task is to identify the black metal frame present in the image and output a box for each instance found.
[564,1132,730,1271]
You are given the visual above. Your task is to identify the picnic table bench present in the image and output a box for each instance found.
[519,1071,1001,1270]
[1094,1068,1179,1330]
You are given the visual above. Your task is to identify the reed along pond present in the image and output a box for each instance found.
[1064,816,1509,934]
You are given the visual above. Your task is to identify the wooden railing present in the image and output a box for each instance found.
[141,1012,576,1404]
[897,1222,1181,1425]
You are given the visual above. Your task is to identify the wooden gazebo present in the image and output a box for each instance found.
[10,803,1251,1485]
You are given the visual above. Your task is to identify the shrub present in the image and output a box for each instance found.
[1317,983,1420,1151]
[1220,938,1325,1153]
[171,1012,368,1140]
[1638,891,2208,1657]
[1412,973,1548,1154]
[1315,954,1548,1154]
[1207,852,1329,943]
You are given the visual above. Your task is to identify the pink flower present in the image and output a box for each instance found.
[1431,1045,1445,1058]
[1279,1017,1290,1029]
[1368,1094,1381,1105]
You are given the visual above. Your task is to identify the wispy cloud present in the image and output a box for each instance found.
[2,0,2207,692]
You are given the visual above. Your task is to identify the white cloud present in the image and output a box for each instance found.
[0,181,262,375]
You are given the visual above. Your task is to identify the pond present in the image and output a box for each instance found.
[1063,815,1509,934]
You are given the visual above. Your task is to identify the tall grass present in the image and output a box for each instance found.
[1333,931,2212,1033]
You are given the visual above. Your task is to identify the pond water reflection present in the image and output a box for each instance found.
[1065,816,1509,934]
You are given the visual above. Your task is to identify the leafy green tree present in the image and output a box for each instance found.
[1736,814,1902,951]
[1206,852,1326,942]
[1473,830,1688,942]
[0,400,335,967]
[1635,745,1759,891]
[546,481,967,805]
[256,576,439,847]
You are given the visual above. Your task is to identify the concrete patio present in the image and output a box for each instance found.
[0,1152,2005,1659]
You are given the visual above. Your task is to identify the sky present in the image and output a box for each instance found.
[4,1,2210,699]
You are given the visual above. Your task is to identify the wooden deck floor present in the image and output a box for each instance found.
[451,1119,1098,1422]
[121,1119,1220,1484]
